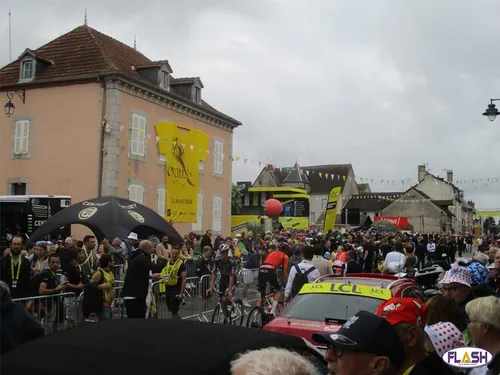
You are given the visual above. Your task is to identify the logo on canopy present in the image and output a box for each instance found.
[128,210,145,223]
[78,207,98,220]
[148,235,160,245]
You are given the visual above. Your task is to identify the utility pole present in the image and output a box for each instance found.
[345,208,349,232]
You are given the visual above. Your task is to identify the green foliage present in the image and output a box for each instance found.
[231,184,243,214]
[246,221,265,237]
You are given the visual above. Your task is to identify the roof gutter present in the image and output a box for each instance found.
[97,77,107,197]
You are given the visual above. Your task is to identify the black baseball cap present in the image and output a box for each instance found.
[312,311,405,371]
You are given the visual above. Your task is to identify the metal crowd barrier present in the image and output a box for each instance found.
[12,292,80,334]
[12,267,268,330]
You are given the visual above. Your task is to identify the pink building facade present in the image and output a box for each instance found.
[0,25,241,238]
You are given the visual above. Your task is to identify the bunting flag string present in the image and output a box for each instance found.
[103,119,500,189]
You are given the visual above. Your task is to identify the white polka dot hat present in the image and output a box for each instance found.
[424,322,466,357]
[438,266,472,288]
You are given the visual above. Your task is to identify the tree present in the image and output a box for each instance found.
[483,217,496,234]
[231,184,243,214]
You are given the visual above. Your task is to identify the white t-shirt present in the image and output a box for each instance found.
[284,261,321,298]
[384,252,405,273]
[427,243,436,253]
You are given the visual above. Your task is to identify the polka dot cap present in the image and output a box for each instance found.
[439,266,472,288]
[424,322,466,357]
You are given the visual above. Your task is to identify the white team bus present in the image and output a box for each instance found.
[0,195,71,248]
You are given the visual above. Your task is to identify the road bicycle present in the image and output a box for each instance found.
[210,282,245,326]
[246,291,284,329]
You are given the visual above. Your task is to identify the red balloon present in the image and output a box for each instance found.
[265,198,282,217]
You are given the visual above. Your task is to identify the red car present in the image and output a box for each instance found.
[263,273,424,350]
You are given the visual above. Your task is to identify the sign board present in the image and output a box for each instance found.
[374,216,408,228]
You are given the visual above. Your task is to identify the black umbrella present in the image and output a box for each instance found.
[1,320,327,375]
[28,196,182,245]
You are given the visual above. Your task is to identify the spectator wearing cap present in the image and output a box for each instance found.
[121,232,138,261]
[312,310,405,375]
[439,266,474,315]
[376,297,455,375]
[423,322,466,374]
[466,296,500,375]
[468,252,490,285]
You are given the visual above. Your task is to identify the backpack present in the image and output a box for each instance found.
[291,264,316,297]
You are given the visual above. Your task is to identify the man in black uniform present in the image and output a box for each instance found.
[0,235,31,299]
[122,240,163,319]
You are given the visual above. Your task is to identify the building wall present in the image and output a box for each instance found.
[416,175,465,232]
[0,83,102,200]
[253,170,279,187]
[106,81,233,236]
[382,190,445,233]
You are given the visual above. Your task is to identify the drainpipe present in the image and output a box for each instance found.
[97,78,107,197]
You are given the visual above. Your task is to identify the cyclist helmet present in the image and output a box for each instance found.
[218,244,230,252]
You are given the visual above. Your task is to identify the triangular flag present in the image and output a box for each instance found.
[156,136,160,143]
[190,145,194,151]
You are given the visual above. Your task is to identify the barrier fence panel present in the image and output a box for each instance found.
[12,292,79,334]
[150,276,200,320]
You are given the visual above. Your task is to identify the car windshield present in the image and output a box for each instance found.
[281,293,383,322]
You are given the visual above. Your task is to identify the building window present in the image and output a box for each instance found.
[192,193,203,232]
[159,71,169,90]
[11,183,27,195]
[13,120,30,155]
[194,87,201,103]
[131,114,146,157]
[21,60,34,81]
[199,160,204,172]
[261,192,267,206]
[213,140,224,175]
[212,196,222,232]
[321,198,327,210]
[128,184,144,204]
[244,192,250,206]
[157,188,166,217]
[309,212,316,225]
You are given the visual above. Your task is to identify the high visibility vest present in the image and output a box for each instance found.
[159,259,183,293]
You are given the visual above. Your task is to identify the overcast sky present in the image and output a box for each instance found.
[1,0,499,211]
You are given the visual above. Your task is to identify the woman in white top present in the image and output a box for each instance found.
[383,241,406,274]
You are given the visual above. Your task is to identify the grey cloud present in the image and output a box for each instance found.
[1,0,499,210]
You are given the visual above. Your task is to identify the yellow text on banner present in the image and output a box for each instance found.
[155,122,209,222]
[323,187,342,233]
[299,282,391,300]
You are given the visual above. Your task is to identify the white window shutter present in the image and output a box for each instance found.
[14,122,22,154]
[192,193,203,232]
[129,184,144,204]
[212,196,222,232]
[21,121,29,153]
[138,116,146,156]
[157,188,166,217]
[131,115,139,155]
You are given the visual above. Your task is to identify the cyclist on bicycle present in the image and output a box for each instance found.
[256,242,289,315]
[207,244,236,302]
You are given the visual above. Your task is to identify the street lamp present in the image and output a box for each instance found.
[3,90,26,118]
[482,98,500,122]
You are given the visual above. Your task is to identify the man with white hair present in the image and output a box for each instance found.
[230,347,320,375]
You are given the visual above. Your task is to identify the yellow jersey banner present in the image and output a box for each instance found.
[323,187,341,233]
[299,282,391,300]
[155,122,209,222]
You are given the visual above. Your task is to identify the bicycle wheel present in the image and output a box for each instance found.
[211,303,226,324]
[246,306,264,328]
[230,299,245,326]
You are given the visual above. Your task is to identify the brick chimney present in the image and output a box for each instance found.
[418,165,426,181]
[446,170,453,184]
[467,200,475,208]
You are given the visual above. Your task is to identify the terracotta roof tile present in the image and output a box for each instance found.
[0,25,240,126]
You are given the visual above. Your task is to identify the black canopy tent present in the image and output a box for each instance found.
[1,319,327,375]
[28,196,183,245]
